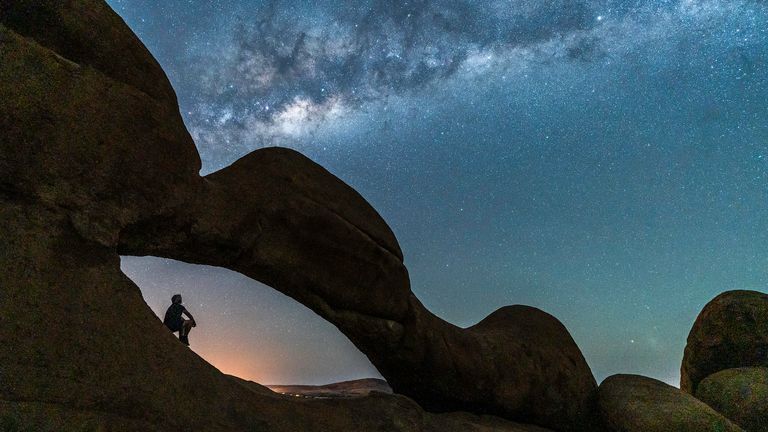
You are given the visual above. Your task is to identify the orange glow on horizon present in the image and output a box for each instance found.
[194,347,271,384]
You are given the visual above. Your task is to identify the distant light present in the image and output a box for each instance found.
[597,15,604,21]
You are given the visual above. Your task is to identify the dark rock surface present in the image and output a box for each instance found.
[0,0,594,430]
[598,374,744,432]
[696,367,768,432]
[0,0,179,103]
[0,3,200,247]
[681,290,768,394]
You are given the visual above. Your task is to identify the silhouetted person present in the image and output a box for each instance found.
[163,294,196,346]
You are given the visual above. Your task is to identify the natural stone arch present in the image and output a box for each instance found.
[0,1,597,430]
[116,146,598,431]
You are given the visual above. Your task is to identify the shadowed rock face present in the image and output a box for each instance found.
[0,0,596,430]
[696,367,768,432]
[681,290,768,395]
[598,375,744,432]
[0,1,201,247]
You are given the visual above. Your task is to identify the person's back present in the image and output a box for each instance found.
[163,294,196,346]
[163,302,185,329]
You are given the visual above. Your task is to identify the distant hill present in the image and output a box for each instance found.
[267,378,392,399]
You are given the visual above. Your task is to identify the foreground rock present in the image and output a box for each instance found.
[681,290,768,394]
[696,367,768,432]
[0,0,595,430]
[598,375,744,432]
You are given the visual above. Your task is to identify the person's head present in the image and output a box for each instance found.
[171,294,182,304]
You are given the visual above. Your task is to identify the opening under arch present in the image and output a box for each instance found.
[120,255,383,387]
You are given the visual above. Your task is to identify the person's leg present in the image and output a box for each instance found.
[169,322,182,336]
[179,320,193,346]
[182,320,194,336]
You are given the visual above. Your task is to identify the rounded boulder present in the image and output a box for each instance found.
[681,290,768,394]
[696,367,768,432]
[598,374,743,432]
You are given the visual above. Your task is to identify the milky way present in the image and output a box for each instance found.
[110,0,768,385]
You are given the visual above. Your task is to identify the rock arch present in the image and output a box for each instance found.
[0,1,597,430]
[117,146,598,431]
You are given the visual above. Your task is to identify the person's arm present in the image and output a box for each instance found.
[182,307,196,326]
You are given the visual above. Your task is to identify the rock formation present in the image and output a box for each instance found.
[597,375,744,432]
[0,0,596,430]
[681,290,768,394]
[696,367,768,432]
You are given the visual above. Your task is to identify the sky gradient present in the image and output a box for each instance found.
[110,0,768,386]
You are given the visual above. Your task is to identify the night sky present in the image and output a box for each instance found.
[109,0,768,386]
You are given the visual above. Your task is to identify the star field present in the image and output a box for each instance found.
[111,0,768,386]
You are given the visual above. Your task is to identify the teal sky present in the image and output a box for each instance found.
[112,0,768,386]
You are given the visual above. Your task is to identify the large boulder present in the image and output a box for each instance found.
[696,367,768,432]
[0,0,178,104]
[597,374,744,432]
[681,290,768,394]
[0,3,201,247]
[0,0,597,430]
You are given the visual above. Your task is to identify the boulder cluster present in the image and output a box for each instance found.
[680,290,768,432]
[0,1,765,431]
[592,290,768,432]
